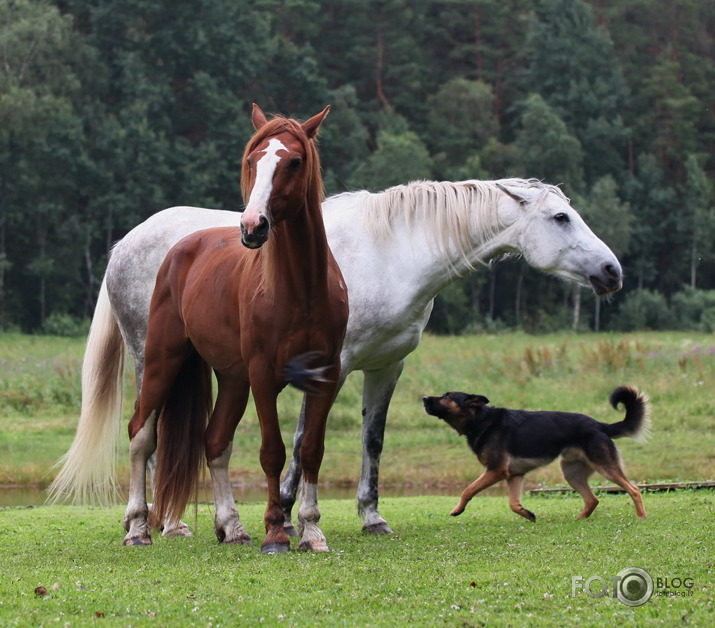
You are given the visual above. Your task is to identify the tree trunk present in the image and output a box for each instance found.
[572,285,581,332]
[0,219,6,330]
[84,222,95,318]
[375,21,391,110]
[594,297,601,333]
[488,267,496,320]
[515,267,524,327]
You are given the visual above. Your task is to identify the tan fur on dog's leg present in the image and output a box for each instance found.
[560,458,599,519]
[593,464,647,519]
[506,475,536,522]
[451,469,505,516]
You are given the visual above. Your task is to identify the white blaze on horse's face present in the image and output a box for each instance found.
[240,137,287,249]
[499,184,623,296]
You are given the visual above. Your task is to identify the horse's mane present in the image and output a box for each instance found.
[240,116,325,214]
[336,178,568,269]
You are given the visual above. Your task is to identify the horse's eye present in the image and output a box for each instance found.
[554,212,570,224]
[288,157,303,170]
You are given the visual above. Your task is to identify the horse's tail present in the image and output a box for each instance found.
[603,386,651,443]
[148,350,213,529]
[47,278,125,505]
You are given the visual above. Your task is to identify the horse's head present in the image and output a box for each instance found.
[496,182,623,295]
[239,104,329,249]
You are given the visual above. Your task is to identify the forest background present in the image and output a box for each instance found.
[1,0,714,336]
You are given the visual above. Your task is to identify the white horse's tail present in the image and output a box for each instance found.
[47,278,125,505]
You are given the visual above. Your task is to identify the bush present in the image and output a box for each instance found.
[613,289,675,331]
[670,287,715,332]
[38,312,90,337]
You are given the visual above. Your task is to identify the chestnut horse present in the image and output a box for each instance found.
[56,105,348,553]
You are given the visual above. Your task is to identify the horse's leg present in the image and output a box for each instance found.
[123,408,157,545]
[280,396,307,537]
[281,372,347,536]
[297,388,339,552]
[250,368,290,554]
[205,375,252,544]
[357,361,404,534]
[123,312,190,546]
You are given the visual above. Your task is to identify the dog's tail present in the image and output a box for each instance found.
[602,386,651,443]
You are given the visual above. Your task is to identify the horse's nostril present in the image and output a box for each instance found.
[256,215,270,235]
[604,263,620,279]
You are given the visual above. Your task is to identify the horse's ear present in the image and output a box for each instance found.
[302,105,330,139]
[252,103,269,130]
[496,182,529,206]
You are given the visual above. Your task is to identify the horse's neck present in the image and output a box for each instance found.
[382,196,515,299]
[329,187,518,318]
[265,204,333,300]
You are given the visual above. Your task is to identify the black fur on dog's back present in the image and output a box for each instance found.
[447,386,650,464]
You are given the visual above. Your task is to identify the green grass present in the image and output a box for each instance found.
[1,332,713,625]
[0,492,713,626]
[1,331,714,489]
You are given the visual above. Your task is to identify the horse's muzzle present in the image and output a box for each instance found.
[240,214,270,249]
[589,263,623,295]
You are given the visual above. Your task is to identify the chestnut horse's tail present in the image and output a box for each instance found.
[148,350,213,529]
[47,278,125,505]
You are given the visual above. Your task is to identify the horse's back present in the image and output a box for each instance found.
[106,207,241,362]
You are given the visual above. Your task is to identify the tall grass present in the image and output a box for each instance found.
[1,331,713,489]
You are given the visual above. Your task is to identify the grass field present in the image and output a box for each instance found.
[0,331,713,625]
[0,493,713,626]
[1,331,714,490]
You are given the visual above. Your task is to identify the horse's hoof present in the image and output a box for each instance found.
[162,524,192,538]
[283,522,299,537]
[362,522,393,535]
[261,542,290,554]
[298,539,330,552]
[223,534,252,546]
[123,536,152,546]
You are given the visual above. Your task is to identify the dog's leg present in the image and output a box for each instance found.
[585,439,647,519]
[451,469,505,516]
[560,458,599,519]
[506,475,536,522]
[592,463,647,519]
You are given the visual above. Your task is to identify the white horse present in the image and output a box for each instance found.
[49,178,622,536]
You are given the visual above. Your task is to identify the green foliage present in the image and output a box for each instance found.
[670,287,715,332]
[514,93,584,192]
[524,0,630,183]
[350,124,433,190]
[38,312,90,337]
[426,78,497,177]
[578,175,633,258]
[0,0,714,331]
[613,290,675,331]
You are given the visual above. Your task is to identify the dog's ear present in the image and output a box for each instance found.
[466,395,489,410]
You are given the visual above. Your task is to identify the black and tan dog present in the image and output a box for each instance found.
[423,386,650,521]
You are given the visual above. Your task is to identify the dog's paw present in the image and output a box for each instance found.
[450,505,465,517]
